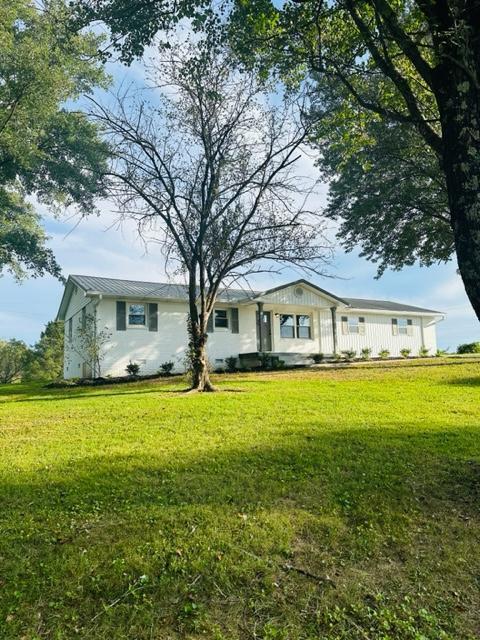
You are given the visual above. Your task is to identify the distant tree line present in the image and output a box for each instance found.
[0,321,64,384]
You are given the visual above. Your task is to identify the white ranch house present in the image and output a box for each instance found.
[57,275,444,378]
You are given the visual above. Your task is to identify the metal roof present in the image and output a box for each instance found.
[57,275,442,319]
[344,297,441,314]
[70,274,257,302]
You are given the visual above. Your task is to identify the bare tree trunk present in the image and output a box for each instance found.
[188,318,216,392]
[187,270,216,392]
[435,62,480,321]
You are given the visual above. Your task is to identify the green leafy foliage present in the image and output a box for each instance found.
[457,342,480,354]
[360,347,372,360]
[0,338,29,383]
[342,349,356,362]
[400,347,411,359]
[0,0,110,280]
[23,321,64,381]
[126,361,140,376]
[313,101,452,276]
[225,356,237,373]
[378,348,390,360]
[159,361,175,376]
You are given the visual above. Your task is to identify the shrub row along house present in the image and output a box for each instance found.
[57,275,444,378]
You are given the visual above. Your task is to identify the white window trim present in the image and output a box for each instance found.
[398,317,409,335]
[128,302,147,329]
[279,313,295,339]
[214,308,230,331]
[348,316,360,334]
[296,314,312,340]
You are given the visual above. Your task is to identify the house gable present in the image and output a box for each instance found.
[253,279,346,308]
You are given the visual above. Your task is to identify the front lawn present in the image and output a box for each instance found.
[1,361,479,639]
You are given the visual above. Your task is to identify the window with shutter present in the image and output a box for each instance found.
[116,301,126,331]
[392,318,398,335]
[341,316,348,335]
[214,309,229,328]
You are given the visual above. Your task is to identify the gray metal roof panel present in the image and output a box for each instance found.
[344,297,441,314]
[66,276,442,314]
[70,275,258,302]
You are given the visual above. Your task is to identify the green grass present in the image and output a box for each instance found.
[1,360,480,639]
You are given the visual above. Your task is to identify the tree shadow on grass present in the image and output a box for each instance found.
[1,426,479,638]
[3,426,479,523]
[444,376,480,386]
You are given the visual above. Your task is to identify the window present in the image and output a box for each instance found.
[280,314,295,338]
[68,317,73,340]
[398,318,409,335]
[296,315,311,339]
[214,309,229,329]
[348,317,359,334]
[128,303,146,325]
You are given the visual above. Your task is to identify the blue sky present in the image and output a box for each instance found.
[1,49,478,350]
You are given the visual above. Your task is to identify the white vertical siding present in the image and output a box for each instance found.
[61,288,441,378]
[63,291,95,378]
[261,284,333,308]
[422,318,438,354]
[336,312,425,357]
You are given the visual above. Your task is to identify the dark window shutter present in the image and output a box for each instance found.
[206,312,214,333]
[116,301,126,331]
[231,307,239,333]
[148,303,158,331]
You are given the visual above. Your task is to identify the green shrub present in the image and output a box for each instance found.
[126,361,140,376]
[378,348,390,360]
[332,352,343,362]
[159,361,174,376]
[436,348,448,357]
[310,353,324,364]
[342,349,356,362]
[360,347,371,360]
[400,347,411,358]
[225,356,237,373]
[259,352,272,369]
[457,341,480,354]
[418,346,430,357]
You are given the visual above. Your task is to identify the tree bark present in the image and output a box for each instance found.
[434,60,480,321]
[188,318,216,392]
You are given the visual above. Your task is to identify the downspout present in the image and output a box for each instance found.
[330,306,338,355]
[257,301,264,352]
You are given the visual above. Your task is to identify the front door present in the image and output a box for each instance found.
[256,310,272,352]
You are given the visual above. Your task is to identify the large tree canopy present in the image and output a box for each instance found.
[0,0,110,280]
[310,75,452,276]
[75,0,480,320]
